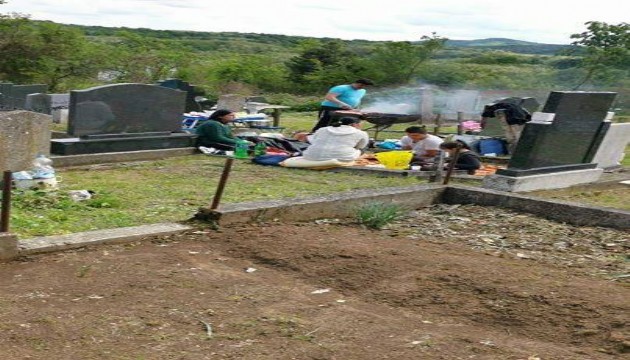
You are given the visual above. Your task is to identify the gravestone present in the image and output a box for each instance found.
[591,122,630,169]
[156,79,204,113]
[25,93,51,114]
[25,93,71,123]
[500,91,615,176]
[0,111,52,171]
[0,83,48,110]
[483,91,616,192]
[50,83,195,155]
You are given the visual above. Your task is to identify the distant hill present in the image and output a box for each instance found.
[444,38,572,55]
[59,23,572,56]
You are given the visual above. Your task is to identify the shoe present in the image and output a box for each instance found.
[199,146,216,155]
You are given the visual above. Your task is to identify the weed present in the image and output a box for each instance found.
[76,265,92,278]
[355,201,408,229]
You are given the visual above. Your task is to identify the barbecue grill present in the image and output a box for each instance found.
[331,110,422,140]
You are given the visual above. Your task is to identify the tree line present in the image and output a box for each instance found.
[0,3,628,109]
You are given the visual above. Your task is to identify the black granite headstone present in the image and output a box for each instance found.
[0,83,48,110]
[156,79,204,113]
[51,83,195,155]
[68,83,186,137]
[497,91,616,176]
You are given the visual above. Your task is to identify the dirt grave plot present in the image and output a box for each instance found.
[0,205,628,359]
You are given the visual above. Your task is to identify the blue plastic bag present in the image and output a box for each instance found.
[251,154,290,166]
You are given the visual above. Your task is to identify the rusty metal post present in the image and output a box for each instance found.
[210,157,234,210]
[1,171,12,233]
[443,145,462,185]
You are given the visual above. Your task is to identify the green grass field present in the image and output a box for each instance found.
[10,155,427,238]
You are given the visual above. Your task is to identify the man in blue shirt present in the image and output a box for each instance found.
[312,78,374,132]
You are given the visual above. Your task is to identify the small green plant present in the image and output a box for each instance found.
[355,202,407,229]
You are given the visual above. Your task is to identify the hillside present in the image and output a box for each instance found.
[444,38,571,55]
[65,23,570,56]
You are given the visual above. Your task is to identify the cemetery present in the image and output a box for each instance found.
[0,80,628,359]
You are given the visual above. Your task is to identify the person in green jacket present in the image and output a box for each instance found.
[196,109,239,150]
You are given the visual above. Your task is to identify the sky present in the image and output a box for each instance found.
[2,0,628,45]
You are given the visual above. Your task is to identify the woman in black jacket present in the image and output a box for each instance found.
[440,141,482,175]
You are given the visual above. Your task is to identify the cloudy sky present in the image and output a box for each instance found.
[2,0,628,44]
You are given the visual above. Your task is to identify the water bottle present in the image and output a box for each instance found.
[234,140,250,159]
[254,142,266,157]
[32,154,55,179]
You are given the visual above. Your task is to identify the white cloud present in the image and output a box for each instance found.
[2,0,628,44]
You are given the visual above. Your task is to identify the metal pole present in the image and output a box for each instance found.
[1,170,12,233]
[443,145,462,185]
[210,157,234,210]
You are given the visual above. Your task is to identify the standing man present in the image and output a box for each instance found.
[312,78,374,132]
[400,126,444,165]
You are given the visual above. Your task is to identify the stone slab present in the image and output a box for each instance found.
[591,122,630,169]
[50,133,196,155]
[482,168,604,192]
[0,110,52,172]
[496,163,597,177]
[0,233,18,261]
[19,223,193,255]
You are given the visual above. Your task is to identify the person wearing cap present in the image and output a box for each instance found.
[312,78,374,132]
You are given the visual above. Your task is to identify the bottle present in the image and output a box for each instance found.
[32,154,55,179]
[254,142,266,157]
[234,140,250,159]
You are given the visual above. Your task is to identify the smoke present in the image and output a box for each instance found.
[362,85,530,120]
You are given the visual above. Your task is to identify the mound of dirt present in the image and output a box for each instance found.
[0,205,628,359]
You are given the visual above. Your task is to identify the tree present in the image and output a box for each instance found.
[366,33,447,86]
[567,21,630,89]
[0,12,106,90]
[102,31,194,83]
[285,39,355,84]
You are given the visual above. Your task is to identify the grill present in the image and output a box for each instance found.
[331,110,422,139]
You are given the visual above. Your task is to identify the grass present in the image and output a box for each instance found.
[355,201,408,229]
[8,155,425,238]
[14,112,626,238]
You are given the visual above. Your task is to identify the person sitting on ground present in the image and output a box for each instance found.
[400,126,444,165]
[439,141,481,175]
[302,117,369,162]
[195,109,239,151]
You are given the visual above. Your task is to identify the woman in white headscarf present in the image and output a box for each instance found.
[302,117,369,162]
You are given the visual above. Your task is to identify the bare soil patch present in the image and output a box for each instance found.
[0,205,628,359]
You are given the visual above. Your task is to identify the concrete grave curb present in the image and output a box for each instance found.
[17,223,193,256]
[4,184,629,261]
